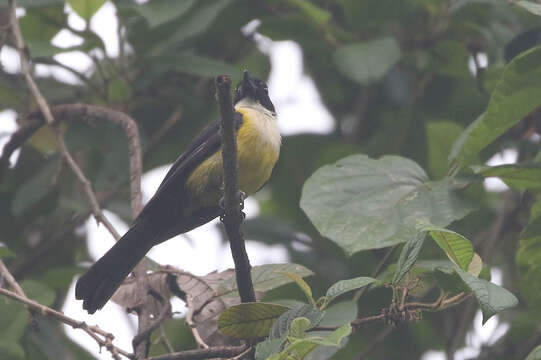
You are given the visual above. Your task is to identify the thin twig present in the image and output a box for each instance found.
[146,345,248,360]
[0,287,133,359]
[56,131,122,239]
[0,260,26,297]
[215,74,256,303]
[313,290,472,332]
[8,0,54,125]
[185,296,210,349]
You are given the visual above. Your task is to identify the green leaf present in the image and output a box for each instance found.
[426,121,465,179]
[450,45,541,167]
[276,324,352,359]
[318,301,358,327]
[393,232,426,284]
[526,344,541,360]
[255,338,283,360]
[300,154,475,256]
[270,304,324,340]
[514,1,541,16]
[218,263,314,298]
[218,263,313,298]
[134,0,195,28]
[218,302,290,339]
[424,226,474,271]
[325,277,377,306]
[67,0,108,21]
[333,37,402,85]
[289,317,311,338]
[454,268,518,324]
[472,163,541,190]
[277,271,315,305]
[468,253,483,277]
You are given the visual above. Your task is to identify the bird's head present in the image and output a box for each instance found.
[233,70,275,113]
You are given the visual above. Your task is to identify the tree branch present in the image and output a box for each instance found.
[0,287,133,359]
[9,1,149,353]
[215,75,256,303]
[8,0,54,126]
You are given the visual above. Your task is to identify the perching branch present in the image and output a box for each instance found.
[215,75,256,303]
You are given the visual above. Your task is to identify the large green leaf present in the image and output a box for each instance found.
[255,338,283,360]
[217,263,313,298]
[454,268,518,324]
[393,232,426,284]
[450,45,541,167]
[325,277,377,306]
[300,155,475,256]
[269,304,324,340]
[217,302,290,339]
[333,37,401,85]
[67,0,107,21]
[277,271,315,305]
[473,163,541,190]
[426,121,465,179]
[424,226,475,271]
[272,324,352,360]
[134,0,195,28]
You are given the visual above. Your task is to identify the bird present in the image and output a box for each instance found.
[75,71,281,314]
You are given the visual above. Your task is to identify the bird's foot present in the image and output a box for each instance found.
[219,190,246,210]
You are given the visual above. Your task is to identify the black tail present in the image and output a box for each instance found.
[75,219,155,314]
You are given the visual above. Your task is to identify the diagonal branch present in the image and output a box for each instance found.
[215,75,256,303]
[8,1,150,355]
[0,287,133,359]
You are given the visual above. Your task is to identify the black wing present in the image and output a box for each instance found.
[157,120,220,192]
[133,114,243,235]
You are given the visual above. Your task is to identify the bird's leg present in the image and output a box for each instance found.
[219,190,246,217]
[237,190,246,210]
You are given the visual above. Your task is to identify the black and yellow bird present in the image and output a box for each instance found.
[75,71,281,314]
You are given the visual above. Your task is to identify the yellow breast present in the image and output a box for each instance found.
[186,102,281,206]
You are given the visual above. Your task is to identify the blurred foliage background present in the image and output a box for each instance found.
[1,0,541,359]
